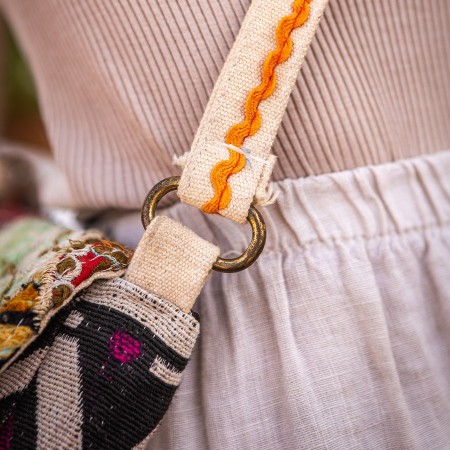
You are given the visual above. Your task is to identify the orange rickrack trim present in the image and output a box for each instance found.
[202,0,312,214]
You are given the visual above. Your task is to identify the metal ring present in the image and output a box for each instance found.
[141,176,266,273]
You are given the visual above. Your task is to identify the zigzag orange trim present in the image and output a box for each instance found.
[202,0,312,214]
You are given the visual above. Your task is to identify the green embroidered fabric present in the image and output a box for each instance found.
[0,218,133,372]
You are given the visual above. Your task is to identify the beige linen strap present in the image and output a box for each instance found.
[125,216,220,312]
[178,0,329,224]
[128,0,329,311]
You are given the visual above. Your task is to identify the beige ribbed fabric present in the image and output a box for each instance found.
[0,0,448,210]
[179,0,328,223]
[125,215,219,311]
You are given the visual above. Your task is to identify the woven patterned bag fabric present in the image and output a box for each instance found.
[0,218,202,449]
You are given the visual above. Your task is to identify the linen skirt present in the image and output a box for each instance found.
[103,151,450,449]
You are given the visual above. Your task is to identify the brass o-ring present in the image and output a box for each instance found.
[141,176,266,273]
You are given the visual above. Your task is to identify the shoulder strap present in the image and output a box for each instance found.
[131,0,330,311]
[178,0,329,224]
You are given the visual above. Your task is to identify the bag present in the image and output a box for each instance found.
[0,0,328,448]
[0,216,215,449]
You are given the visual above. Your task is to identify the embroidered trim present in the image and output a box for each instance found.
[201,0,311,214]
[0,220,133,372]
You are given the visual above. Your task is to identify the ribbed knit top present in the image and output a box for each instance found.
[0,0,449,210]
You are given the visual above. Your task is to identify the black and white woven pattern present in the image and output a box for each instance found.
[0,278,200,449]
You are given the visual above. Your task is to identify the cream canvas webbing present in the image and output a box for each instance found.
[178,0,329,224]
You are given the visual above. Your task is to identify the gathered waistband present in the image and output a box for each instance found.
[96,151,450,254]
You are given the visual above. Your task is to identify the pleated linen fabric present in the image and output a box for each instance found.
[101,151,450,449]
